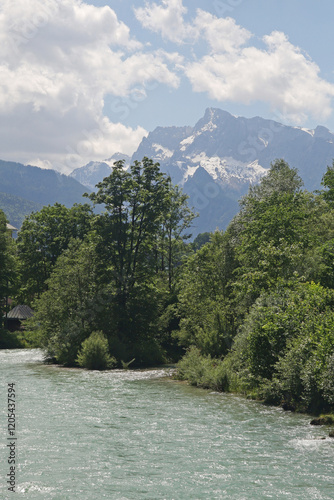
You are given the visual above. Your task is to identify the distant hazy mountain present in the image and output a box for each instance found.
[70,153,131,190]
[0,160,90,228]
[0,192,42,229]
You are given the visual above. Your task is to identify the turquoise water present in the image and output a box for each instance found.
[0,349,333,499]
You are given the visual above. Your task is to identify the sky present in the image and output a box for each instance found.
[1,0,334,174]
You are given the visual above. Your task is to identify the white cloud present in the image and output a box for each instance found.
[134,0,196,43]
[185,28,334,123]
[1,0,334,173]
[134,1,334,122]
[134,2,251,49]
[58,117,148,173]
[0,0,180,110]
[0,0,180,172]
[194,10,251,53]
[0,103,148,174]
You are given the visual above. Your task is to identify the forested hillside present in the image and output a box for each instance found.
[0,160,90,211]
[0,192,42,229]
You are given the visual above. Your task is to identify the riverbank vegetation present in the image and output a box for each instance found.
[175,159,334,415]
[1,157,334,415]
[1,158,195,367]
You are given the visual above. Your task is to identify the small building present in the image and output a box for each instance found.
[6,224,18,238]
[5,305,34,332]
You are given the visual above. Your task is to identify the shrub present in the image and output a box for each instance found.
[0,328,23,349]
[321,354,334,406]
[76,331,116,370]
[176,347,229,391]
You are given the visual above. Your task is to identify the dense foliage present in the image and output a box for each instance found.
[0,210,9,331]
[23,158,195,367]
[0,210,18,344]
[175,159,334,414]
[2,157,334,415]
[76,331,117,370]
[16,203,93,303]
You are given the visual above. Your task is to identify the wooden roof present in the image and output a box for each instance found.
[7,305,34,320]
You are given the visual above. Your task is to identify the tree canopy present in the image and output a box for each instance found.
[175,159,334,413]
[0,210,17,334]
[16,202,93,303]
[27,158,195,366]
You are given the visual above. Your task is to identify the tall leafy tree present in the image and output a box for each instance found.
[230,159,313,309]
[159,183,195,290]
[0,210,8,329]
[17,203,93,303]
[27,239,106,365]
[227,282,334,412]
[321,160,334,206]
[0,210,17,332]
[86,158,195,340]
[30,158,195,366]
[176,231,237,357]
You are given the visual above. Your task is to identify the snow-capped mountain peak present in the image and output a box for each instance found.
[70,108,334,235]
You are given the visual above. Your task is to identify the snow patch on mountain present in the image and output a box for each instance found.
[70,153,131,190]
[103,153,131,168]
[180,118,218,152]
[199,117,218,134]
[152,143,174,160]
[183,154,267,184]
[258,136,269,148]
[180,135,196,151]
[184,164,199,180]
[297,127,315,137]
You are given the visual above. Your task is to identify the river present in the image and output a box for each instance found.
[0,349,333,499]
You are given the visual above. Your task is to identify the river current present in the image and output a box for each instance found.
[0,349,333,499]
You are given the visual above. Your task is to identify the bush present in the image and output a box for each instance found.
[322,354,334,405]
[0,328,23,349]
[76,331,117,370]
[176,347,229,391]
[215,283,334,413]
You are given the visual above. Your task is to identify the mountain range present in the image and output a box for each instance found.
[71,108,334,234]
[2,108,334,234]
[70,153,131,191]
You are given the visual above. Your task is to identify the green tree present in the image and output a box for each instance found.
[0,211,17,333]
[173,159,334,414]
[0,210,8,329]
[86,158,195,359]
[161,183,195,290]
[321,160,334,206]
[27,238,106,365]
[192,232,212,251]
[17,203,93,303]
[30,158,195,366]
[241,158,304,202]
[176,231,236,357]
[226,282,334,411]
[230,160,312,309]
[76,331,117,370]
